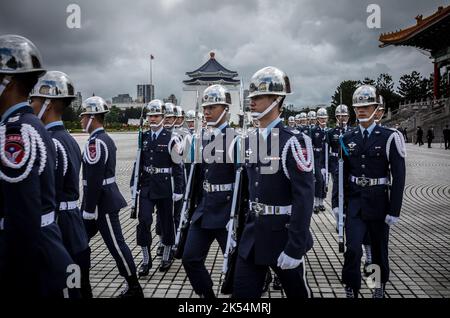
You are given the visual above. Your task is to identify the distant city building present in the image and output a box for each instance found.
[181,51,242,124]
[137,84,155,103]
[163,94,178,105]
[113,102,145,110]
[112,93,133,104]
[71,91,82,110]
[243,89,250,112]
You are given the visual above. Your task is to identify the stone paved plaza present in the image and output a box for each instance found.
[74,133,450,298]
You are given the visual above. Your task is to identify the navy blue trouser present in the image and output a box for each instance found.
[137,196,174,246]
[182,220,227,296]
[84,210,136,277]
[232,252,312,298]
[342,214,389,290]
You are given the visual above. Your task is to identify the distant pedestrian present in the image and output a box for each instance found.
[427,126,435,148]
[416,127,424,146]
[443,125,450,150]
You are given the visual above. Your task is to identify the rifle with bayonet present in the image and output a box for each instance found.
[173,91,202,259]
[130,106,145,219]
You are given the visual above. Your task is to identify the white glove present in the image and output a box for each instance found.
[172,193,183,202]
[277,252,303,270]
[321,168,327,179]
[385,214,400,226]
[332,207,339,222]
[83,209,98,221]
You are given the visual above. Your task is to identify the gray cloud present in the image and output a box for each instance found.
[0,0,447,108]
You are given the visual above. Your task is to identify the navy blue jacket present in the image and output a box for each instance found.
[131,128,184,200]
[238,122,314,265]
[82,129,127,214]
[191,124,236,229]
[342,125,406,220]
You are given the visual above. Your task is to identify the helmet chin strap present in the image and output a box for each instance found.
[175,119,185,128]
[0,76,12,98]
[251,96,282,120]
[206,108,227,127]
[37,99,50,120]
[164,117,176,129]
[358,105,380,123]
[150,117,164,128]
[84,115,94,133]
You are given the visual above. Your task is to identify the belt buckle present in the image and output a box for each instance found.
[203,181,209,192]
[252,202,264,215]
[357,177,369,187]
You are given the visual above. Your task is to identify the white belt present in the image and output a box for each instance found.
[143,166,171,174]
[203,181,234,193]
[58,201,78,211]
[350,175,390,187]
[330,152,339,157]
[0,211,55,231]
[249,201,292,216]
[83,177,116,186]
[313,148,322,152]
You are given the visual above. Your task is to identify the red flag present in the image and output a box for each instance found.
[150,54,154,60]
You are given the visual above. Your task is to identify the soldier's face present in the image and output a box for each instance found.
[148,114,163,125]
[175,117,184,126]
[300,119,307,125]
[336,115,349,124]
[318,118,328,126]
[187,121,195,129]
[250,95,276,115]
[29,97,46,116]
[203,104,225,124]
[164,116,176,126]
[80,114,89,129]
[376,109,385,121]
[355,104,376,120]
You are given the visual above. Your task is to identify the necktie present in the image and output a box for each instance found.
[152,133,157,141]
[363,129,369,145]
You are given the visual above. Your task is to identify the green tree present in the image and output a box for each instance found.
[397,71,428,101]
[376,73,402,112]
[330,80,360,126]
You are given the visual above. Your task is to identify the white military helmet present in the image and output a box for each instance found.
[307,110,317,120]
[164,102,176,117]
[30,71,75,99]
[288,116,295,122]
[352,85,381,107]
[145,99,165,116]
[175,105,185,117]
[185,110,196,122]
[248,66,291,98]
[295,114,301,121]
[0,34,46,98]
[201,84,231,108]
[300,112,307,119]
[335,104,349,116]
[80,96,109,116]
[317,107,328,118]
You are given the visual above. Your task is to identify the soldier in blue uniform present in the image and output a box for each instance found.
[182,84,236,298]
[0,35,74,297]
[233,66,314,298]
[328,104,351,221]
[297,112,309,135]
[29,71,92,298]
[309,109,326,214]
[131,99,184,275]
[80,96,143,298]
[341,85,406,298]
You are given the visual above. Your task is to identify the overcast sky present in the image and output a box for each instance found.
[1,0,448,108]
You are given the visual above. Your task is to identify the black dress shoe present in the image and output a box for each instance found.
[363,262,372,276]
[159,259,173,272]
[118,284,144,298]
[313,206,320,214]
[138,262,151,277]
[319,205,326,212]
[262,270,272,293]
[272,274,282,290]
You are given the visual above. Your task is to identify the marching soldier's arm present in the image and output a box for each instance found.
[284,140,315,259]
[387,136,406,217]
[171,161,184,194]
[83,140,107,214]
